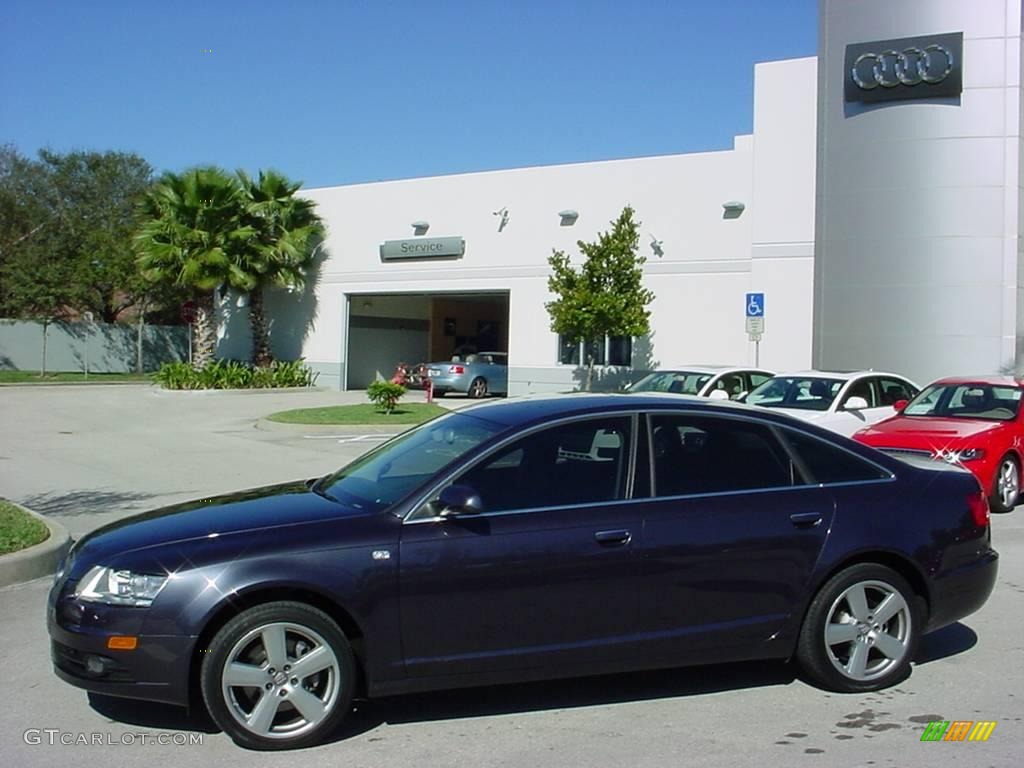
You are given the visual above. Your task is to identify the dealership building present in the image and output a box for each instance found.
[219,0,1024,394]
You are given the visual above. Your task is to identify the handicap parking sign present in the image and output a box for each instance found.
[746,293,764,317]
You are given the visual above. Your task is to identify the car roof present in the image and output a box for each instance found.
[455,391,774,428]
[651,365,770,375]
[930,375,1024,387]
[768,370,908,381]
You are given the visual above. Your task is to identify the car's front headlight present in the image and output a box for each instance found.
[940,447,986,463]
[74,566,169,607]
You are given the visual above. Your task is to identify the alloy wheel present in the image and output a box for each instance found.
[998,458,1019,510]
[220,622,341,740]
[822,579,911,682]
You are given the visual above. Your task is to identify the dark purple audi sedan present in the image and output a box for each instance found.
[48,394,998,750]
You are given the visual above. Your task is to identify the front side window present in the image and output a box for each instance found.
[840,378,877,410]
[451,417,633,513]
[320,412,506,511]
[649,414,796,496]
[746,376,845,412]
[878,377,917,405]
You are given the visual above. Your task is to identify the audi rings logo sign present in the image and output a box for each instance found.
[844,32,962,104]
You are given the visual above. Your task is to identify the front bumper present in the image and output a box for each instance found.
[48,584,195,707]
[925,547,999,632]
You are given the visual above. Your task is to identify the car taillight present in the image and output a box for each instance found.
[967,490,990,527]
[448,365,465,374]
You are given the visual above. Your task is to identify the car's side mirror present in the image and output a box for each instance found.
[708,389,729,401]
[844,396,869,411]
[438,484,483,517]
[893,399,909,413]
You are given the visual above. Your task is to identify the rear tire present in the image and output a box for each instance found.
[468,377,487,399]
[200,601,355,750]
[989,453,1019,513]
[796,564,922,693]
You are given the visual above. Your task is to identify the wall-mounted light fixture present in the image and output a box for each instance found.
[558,209,579,226]
[411,220,430,235]
[492,207,509,232]
[649,235,664,258]
[722,201,745,219]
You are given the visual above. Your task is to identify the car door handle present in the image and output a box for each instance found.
[594,529,631,545]
[789,512,823,528]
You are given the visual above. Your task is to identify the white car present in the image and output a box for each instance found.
[627,366,775,401]
[744,370,920,437]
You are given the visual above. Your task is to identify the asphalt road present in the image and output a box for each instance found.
[1,385,1022,767]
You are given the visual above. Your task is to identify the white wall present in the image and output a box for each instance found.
[815,0,1023,382]
[283,57,818,392]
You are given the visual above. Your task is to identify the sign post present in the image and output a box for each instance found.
[180,300,197,365]
[83,311,94,379]
[745,293,765,367]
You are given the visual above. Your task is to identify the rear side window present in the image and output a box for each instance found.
[649,414,797,496]
[782,429,890,485]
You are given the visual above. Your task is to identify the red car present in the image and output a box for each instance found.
[854,377,1024,512]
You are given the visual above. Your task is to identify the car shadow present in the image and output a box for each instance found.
[913,621,977,665]
[87,631,976,748]
[89,660,799,744]
[325,660,799,744]
[88,693,220,733]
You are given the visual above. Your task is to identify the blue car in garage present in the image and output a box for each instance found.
[425,352,508,398]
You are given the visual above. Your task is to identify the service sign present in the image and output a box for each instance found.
[379,237,465,261]
[844,32,962,104]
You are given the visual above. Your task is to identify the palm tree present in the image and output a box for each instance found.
[135,167,255,369]
[237,169,324,367]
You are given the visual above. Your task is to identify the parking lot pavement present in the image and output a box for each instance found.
[1,514,1021,767]
[1,385,1022,766]
[0,384,452,538]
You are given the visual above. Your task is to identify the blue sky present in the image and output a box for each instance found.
[1,1,817,189]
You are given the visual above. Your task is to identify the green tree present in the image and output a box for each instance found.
[237,169,325,367]
[134,167,255,369]
[545,206,655,391]
[0,147,156,323]
[0,146,78,374]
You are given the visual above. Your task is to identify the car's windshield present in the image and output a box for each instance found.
[629,371,712,395]
[903,383,1023,421]
[746,376,845,411]
[318,412,506,512]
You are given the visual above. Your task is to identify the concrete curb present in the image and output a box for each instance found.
[149,385,328,396]
[0,502,72,588]
[255,418,413,434]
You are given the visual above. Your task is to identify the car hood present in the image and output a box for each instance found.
[70,480,365,565]
[857,416,1003,444]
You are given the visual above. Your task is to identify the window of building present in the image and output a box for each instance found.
[558,336,633,367]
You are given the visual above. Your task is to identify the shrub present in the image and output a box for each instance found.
[154,359,318,390]
[367,379,406,414]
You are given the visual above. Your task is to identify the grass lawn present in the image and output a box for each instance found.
[0,500,50,556]
[0,371,154,384]
[267,403,449,425]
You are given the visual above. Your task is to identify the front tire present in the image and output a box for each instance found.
[796,564,922,692]
[990,453,1019,513]
[200,601,355,750]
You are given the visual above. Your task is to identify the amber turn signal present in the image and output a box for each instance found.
[106,636,138,650]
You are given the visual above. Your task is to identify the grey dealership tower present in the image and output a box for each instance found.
[813,0,1024,382]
